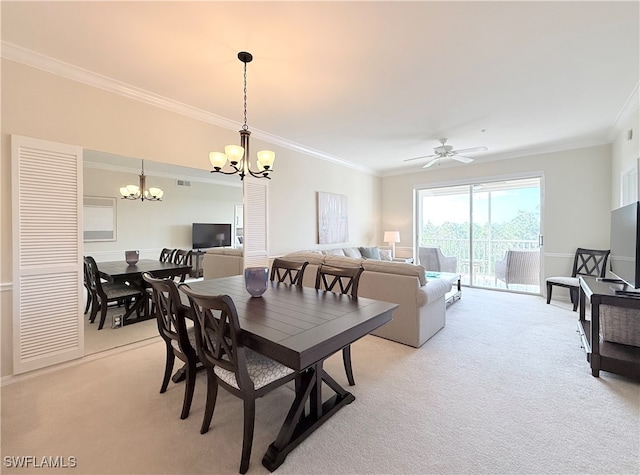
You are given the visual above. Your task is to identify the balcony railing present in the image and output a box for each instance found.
[420,238,540,291]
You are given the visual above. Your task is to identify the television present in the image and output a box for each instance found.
[609,201,640,290]
[192,223,232,250]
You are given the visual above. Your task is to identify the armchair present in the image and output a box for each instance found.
[418,246,457,273]
[495,249,540,289]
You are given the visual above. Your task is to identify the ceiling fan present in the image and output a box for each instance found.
[403,138,488,168]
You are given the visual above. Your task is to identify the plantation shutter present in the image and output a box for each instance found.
[12,135,84,374]
[243,177,269,268]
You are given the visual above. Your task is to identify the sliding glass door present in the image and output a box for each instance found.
[417,177,542,293]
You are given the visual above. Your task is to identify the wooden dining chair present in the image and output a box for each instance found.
[546,248,610,311]
[172,249,193,282]
[180,287,298,475]
[159,248,176,263]
[269,258,309,286]
[84,256,146,330]
[143,273,199,420]
[315,264,364,386]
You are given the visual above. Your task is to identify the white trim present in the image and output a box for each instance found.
[1,282,12,292]
[1,42,376,176]
[412,170,545,191]
[610,82,640,141]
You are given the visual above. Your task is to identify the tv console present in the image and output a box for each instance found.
[577,276,640,380]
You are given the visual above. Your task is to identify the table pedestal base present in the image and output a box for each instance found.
[262,362,355,472]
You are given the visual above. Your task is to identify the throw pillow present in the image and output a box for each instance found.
[324,248,346,256]
[359,246,381,260]
[379,249,392,261]
[342,247,362,258]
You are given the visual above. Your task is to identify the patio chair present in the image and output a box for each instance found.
[315,264,364,386]
[495,249,540,289]
[546,248,610,311]
[418,246,457,272]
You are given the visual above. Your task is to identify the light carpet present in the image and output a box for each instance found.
[1,288,638,474]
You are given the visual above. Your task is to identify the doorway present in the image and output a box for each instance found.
[416,176,542,294]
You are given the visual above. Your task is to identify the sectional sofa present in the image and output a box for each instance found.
[203,247,452,347]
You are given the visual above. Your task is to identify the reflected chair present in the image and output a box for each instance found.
[315,264,364,386]
[546,248,610,311]
[180,287,298,475]
[418,246,457,272]
[143,273,199,420]
[495,249,540,290]
[270,258,309,286]
[84,256,146,330]
[160,248,176,263]
[172,249,193,282]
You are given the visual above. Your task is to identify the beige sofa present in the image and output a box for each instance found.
[203,247,452,347]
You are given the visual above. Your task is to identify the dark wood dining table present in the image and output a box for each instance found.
[181,275,397,472]
[97,259,192,325]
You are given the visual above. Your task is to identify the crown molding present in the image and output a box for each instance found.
[609,82,639,141]
[1,42,377,176]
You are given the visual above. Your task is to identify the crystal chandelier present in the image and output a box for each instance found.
[208,52,275,180]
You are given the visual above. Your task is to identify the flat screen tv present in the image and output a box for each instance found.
[609,201,640,290]
[192,223,232,250]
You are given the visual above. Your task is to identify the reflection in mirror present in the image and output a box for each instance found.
[82,150,243,356]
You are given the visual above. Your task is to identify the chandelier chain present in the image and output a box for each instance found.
[242,62,248,131]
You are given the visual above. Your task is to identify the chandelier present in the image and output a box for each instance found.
[209,51,275,180]
[119,159,163,201]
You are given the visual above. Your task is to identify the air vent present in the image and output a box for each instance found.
[176,179,191,187]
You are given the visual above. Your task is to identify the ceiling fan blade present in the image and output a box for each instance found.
[452,146,488,154]
[451,155,474,164]
[422,158,440,168]
[403,153,438,162]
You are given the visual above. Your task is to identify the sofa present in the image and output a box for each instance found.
[203,246,452,347]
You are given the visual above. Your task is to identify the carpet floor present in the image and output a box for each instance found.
[1,288,638,474]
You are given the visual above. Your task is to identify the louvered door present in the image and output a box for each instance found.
[243,178,269,268]
[12,135,84,374]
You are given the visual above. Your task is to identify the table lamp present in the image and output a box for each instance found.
[384,231,400,259]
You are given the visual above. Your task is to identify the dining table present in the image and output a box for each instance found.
[97,259,192,325]
[181,274,397,472]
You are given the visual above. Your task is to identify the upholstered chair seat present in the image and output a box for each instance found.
[214,349,295,391]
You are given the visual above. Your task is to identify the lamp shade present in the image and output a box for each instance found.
[384,231,400,243]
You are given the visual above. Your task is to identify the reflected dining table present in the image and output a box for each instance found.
[181,274,397,472]
[97,259,192,325]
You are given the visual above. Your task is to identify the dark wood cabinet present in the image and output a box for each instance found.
[578,276,640,379]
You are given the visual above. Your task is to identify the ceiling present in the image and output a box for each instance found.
[2,1,639,176]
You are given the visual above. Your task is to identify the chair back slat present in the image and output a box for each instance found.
[160,248,176,263]
[270,258,309,286]
[315,264,363,297]
[573,248,610,278]
[180,287,253,391]
[84,256,106,296]
[143,273,192,357]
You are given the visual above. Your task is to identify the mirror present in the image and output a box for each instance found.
[83,150,243,355]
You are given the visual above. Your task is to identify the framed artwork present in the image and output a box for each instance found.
[83,196,116,241]
[317,192,348,244]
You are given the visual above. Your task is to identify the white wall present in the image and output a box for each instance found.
[610,104,639,208]
[380,144,613,284]
[0,59,380,377]
[83,165,242,259]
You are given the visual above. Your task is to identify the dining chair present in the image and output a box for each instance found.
[269,258,309,286]
[315,264,364,386]
[180,287,298,475]
[83,258,94,316]
[546,248,610,311]
[159,248,176,263]
[172,249,193,282]
[142,273,199,420]
[84,256,146,330]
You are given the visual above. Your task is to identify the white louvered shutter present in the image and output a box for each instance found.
[12,135,84,374]
[243,178,269,268]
